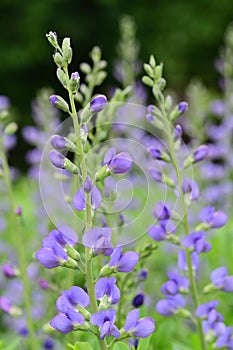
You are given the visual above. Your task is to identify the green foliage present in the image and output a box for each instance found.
[113,342,129,350]
[68,342,94,350]
[138,335,152,350]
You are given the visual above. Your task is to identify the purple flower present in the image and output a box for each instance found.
[43,338,54,349]
[132,293,144,307]
[156,294,186,316]
[174,124,183,138]
[0,296,13,314]
[49,95,59,107]
[182,231,212,254]
[0,95,10,110]
[196,300,219,318]
[211,267,233,292]
[50,312,84,334]
[149,168,163,182]
[161,272,189,296]
[148,147,163,160]
[153,202,172,221]
[36,226,78,269]
[49,150,65,168]
[124,309,155,338]
[178,250,199,271]
[148,219,176,242]
[95,277,120,304]
[178,101,188,114]
[2,264,17,278]
[50,286,89,334]
[82,227,113,256]
[56,286,90,314]
[199,206,228,229]
[73,176,102,211]
[90,309,120,339]
[103,148,132,174]
[215,326,233,349]
[109,246,139,273]
[182,178,199,200]
[193,145,209,163]
[90,95,107,113]
[51,135,67,149]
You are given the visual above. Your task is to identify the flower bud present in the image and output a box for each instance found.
[193,145,209,163]
[49,150,65,168]
[46,31,58,48]
[62,37,72,64]
[69,71,80,93]
[49,95,70,113]
[90,95,107,113]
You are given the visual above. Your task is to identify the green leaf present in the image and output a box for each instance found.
[113,342,129,350]
[138,335,152,350]
[74,342,94,350]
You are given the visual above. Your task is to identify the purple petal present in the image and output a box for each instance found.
[109,247,123,267]
[211,267,228,287]
[58,225,78,246]
[68,286,90,307]
[91,186,102,209]
[133,317,155,338]
[148,225,166,241]
[50,314,74,334]
[110,152,132,174]
[153,202,172,221]
[156,299,174,316]
[73,188,86,211]
[66,308,85,324]
[222,276,233,292]
[35,248,61,269]
[103,148,116,165]
[117,251,139,272]
[124,309,140,331]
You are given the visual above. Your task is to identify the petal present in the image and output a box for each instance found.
[222,276,233,292]
[103,148,116,165]
[66,308,85,324]
[124,309,140,332]
[211,267,228,287]
[95,278,108,300]
[109,247,123,267]
[148,225,166,241]
[111,285,121,304]
[68,286,90,307]
[91,186,102,209]
[100,321,111,339]
[110,152,132,174]
[50,314,74,334]
[73,188,86,211]
[58,225,78,246]
[90,311,106,327]
[133,317,155,338]
[35,248,60,269]
[117,251,139,272]
[156,299,174,316]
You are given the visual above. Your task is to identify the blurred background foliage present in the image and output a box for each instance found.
[1,0,233,167]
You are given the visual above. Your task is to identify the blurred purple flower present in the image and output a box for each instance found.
[124,309,155,338]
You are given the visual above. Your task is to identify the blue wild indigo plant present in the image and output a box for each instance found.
[0,21,233,350]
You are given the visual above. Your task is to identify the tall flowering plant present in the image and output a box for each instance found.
[142,55,231,349]
[35,32,155,350]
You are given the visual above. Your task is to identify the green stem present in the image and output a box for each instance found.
[160,100,207,350]
[66,81,108,350]
[0,139,37,350]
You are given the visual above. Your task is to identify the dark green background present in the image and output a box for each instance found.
[1,0,233,128]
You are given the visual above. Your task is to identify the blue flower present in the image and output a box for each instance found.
[90,309,120,339]
[109,246,139,273]
[124,309,155,338]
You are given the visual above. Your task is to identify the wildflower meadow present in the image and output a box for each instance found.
[1,14,233,350]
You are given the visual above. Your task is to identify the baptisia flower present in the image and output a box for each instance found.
[124,309,155,338]
[182,231,212,254]
[35,225,78,269]
[103,148,132,175]
[90,309,120,339]
[161,272,189,296]
[182,178,200,200]
[108,246,139,273]
[210,267,233,292]
[95,277,120,305]
[199,206,228,229]
[156,294,186,316]
[50,286,90,334]
[90,94,107,113]
[178,250,199,271]
[82,227,113,256]
[148,219,177,242]
[73,176,102,211]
